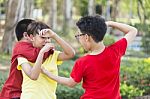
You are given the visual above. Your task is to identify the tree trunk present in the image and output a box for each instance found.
[48,0,57,30]
[106,0,111,20]
[63,0,72,34]
[0,0,19,54]
[0,0,34,54]
[24,0,34,18]
[88,0,95,15]
[137,0,142,23]
[111,0,120,21]
[128,0,133,23]
[138,0,146,24]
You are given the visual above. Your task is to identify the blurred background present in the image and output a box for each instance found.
[0,0,150,98]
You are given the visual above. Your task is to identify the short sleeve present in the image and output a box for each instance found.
[111,38,127,56]
[70,60,83,83]
[53,51,63,65]
[17,57,28,70]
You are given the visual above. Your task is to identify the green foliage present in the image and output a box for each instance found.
[57,60,84,99]
[58,60,74,77]
[121,81,145,99]
[0,71,8,91]
[121,57,150,95]
[0,0,6,14]
[74,0,88,16]
[103,34,115,46]
[34,0,44,9]
[74,0,107,16]
[56,84,84,99]
[0,53,10,91]
[134,24,150,55]
[0,53,11,66]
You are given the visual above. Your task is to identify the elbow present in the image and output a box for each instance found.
[30,77,38,80]
[70,51,76,58]
[132,27,138,35]
[30,75,39,80]
[67,50,76,59]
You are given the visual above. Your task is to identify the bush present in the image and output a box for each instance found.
[0,71,8,91]
[134,24,150,55]
[121,57,150,95]
[56,84,84,99]
[57,60,84,99]
[103,34,115,46]
[121,81,145,99]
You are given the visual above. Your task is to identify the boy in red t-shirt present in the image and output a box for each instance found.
[0,19,48,99]
[42,15,137,99]
[0,19,75,99]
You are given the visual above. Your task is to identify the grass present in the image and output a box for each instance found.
[0,71,8,91]
[0,53,10,66]
[0,53,10,91]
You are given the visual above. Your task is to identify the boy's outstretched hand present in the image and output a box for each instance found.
[41,67,51,75]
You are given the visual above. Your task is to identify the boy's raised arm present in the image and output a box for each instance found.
[106,21,137,45]
[40,29,75,61]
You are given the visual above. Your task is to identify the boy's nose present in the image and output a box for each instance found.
[45,38,51,43]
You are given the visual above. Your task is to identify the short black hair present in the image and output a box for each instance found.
[27,21,50,36]
[76,15,107,43]
[15,19,35,41]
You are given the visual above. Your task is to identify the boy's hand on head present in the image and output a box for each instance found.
[39,29,56,38]
[40,43,54,53]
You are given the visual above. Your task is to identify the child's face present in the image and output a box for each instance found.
[75,30,90,51]
[32,33,51,48]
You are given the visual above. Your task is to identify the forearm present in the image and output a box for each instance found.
[107,21,137,34]
[53,34,75,59]
[106,21,137,45]
[30,51,44,80]
[45,71,75,87]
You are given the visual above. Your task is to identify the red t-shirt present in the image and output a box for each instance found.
[0,42,52,99]
[71,38,127,99]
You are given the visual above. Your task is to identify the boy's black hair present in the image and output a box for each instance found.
[27,21,50,36]
[76,15,107,43]
[15,19,35,41]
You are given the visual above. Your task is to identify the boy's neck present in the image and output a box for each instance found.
[89,41,105,55]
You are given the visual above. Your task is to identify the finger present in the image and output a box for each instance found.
[41,30,45,35]
[38,30,42,36]
[44,29,50,34]
[37,29,41,35]
[45,43,55,49]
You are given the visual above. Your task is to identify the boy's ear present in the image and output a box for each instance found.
[85,34,90,42]
[23,32,33,41]
[28,34,34,41]
[23,32,29,39]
